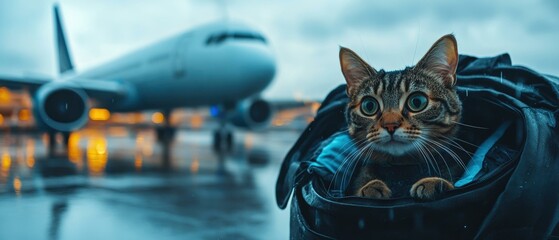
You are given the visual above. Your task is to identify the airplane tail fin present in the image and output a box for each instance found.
[54,4,74,74]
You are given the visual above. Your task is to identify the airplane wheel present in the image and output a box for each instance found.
[213,129,234,152]
[48,131,57,157]
[62,132,71,148]
[213,130,221,151]
[156,127,176,143]
[226,131,234,151]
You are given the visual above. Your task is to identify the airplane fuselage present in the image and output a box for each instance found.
[70,21,276,112]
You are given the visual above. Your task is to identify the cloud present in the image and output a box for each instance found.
[340,1,485,30]
[0,0,54,75]
[544,0,559,10]
[0,0,558,100]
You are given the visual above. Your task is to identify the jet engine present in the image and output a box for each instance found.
[229,98,273,130]
[33,81,90,132]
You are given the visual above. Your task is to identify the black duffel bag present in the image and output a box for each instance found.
[275,54,559,239]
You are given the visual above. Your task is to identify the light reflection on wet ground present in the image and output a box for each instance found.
[0,128,297,239]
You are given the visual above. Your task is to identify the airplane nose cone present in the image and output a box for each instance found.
[219,41,276,100]
[240,44,276,92]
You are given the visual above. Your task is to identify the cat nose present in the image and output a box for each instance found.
[382,121,401,134]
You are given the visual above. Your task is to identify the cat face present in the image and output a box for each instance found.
[340,34,461,156]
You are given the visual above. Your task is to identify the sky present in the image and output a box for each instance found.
[0,0,558,100]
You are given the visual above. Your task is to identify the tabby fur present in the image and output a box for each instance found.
[339,34,463,200]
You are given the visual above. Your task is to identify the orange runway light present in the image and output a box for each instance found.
[1,152,11,170]
[0,87,10,103]
[133,113,145,124]
[87,136,108,176]
[1,151,11,183]
[107,127,128,137]
[13,177,21,195]
[26,157,35,169]
[26,139,35,168]
[190,114,204,129]
[18,109,31,121]
[151,112,165,124]
[134,152,142,171]
[0,114,3,125]
[89,108,111,121]
[190,157,199,174]
[68,133,83,169]
[244,134,254,149]
[136,133,153,157]
[41,133,49,146]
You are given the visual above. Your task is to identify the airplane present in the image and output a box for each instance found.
[0,5,276,152]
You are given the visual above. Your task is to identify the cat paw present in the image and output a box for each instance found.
[410,177,454,200]
[356,179,392,199]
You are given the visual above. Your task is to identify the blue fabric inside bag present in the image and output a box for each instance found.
[308,121,512,196]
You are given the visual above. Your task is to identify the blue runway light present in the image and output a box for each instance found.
[210,105,220,117]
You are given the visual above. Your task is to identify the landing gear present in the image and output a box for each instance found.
[47,131,72,157]
[62,132,71,148]
[47,131,56,157]
[155,110,175,170]
[212,105,235,152]
[212,127,234,152]
[155,126,176,144]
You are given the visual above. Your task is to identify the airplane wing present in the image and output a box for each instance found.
[270,99,318,111]
[65,78,129,101]
[0,72,129,106]
[0,72,51,90]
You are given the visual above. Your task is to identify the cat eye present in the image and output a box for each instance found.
[406,92,429,112]
[360,97,379,116]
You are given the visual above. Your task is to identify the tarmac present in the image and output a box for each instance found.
[0,128,297,239]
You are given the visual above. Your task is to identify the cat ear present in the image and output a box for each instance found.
[339,47,377,93]
[415,34,458,87]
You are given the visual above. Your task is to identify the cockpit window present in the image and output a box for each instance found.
[206,32,267,45]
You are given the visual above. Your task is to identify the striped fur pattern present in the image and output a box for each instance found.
[339,34,463,199]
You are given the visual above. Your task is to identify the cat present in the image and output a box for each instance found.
[339,34,463,200]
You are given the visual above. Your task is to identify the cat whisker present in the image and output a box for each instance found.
[421,126,486,135]
[448,136,481,148]
[337,136,365,156]
[333,148,360,184]
[450,121,489,130]
[420,138,465,169]
[328,144,361,192]
[416,139,455,182]
[416,140,445,178]
[331,133,372,163]
[421,129,482,149]
[433,134,476,156]
[432,145,454,182]
[329,138,371,193]
[411,142,430,176]
[416,140,448,179]
[418,136,467,172]
[338,141,372,192]
[419,141,443,177]
[412,141,436,176]
[411,129,475,156]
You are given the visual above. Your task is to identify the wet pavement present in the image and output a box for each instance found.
[0,128,298,239]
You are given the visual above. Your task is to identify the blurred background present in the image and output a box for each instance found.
[1,0,558,99]
[0,0,557,239]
